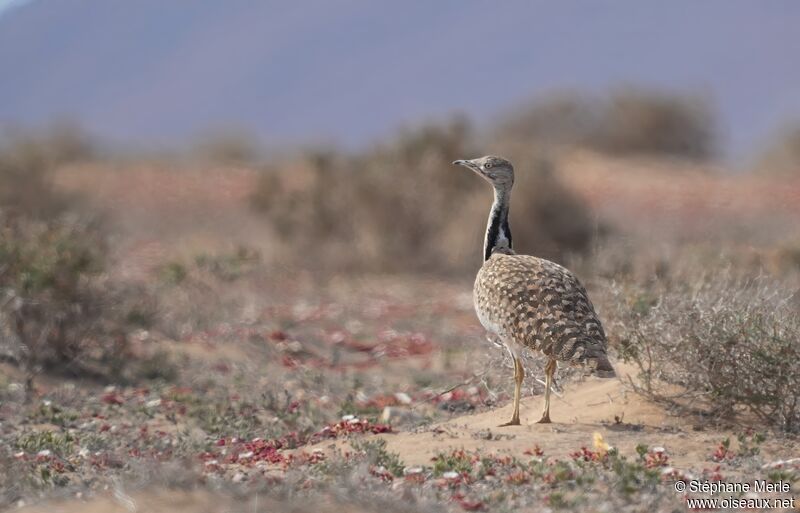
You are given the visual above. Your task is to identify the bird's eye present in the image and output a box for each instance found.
[485,162,493,169]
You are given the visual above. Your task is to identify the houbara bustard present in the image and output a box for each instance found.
[453,156,615,425]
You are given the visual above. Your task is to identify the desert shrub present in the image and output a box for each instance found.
[612,274,800,432]
[0,125,93,219]
[509,157,595,259]
[149,246,262,338]
[496,88,716,160]
[600,89,715,159]
[251,118,595,274]
[755,124,800,176]
[0,214,130,385]
[0,131,138,388]
[158,260,188,285]
[495,92,602,150]
[14,430,76,457]
[774,241,800,273]
[191,130,261,164]
[350,439,406,478]
[252,118,478,272]
[193,245,261,281]
[133,349,179,382]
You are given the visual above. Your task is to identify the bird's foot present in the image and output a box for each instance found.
[536,414,551,424]
[498,417,521,427]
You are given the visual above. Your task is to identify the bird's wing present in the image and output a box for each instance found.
[480,254,608,362]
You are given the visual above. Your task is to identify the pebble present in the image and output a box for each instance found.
[394,392,412,404]
[381,407,424,425]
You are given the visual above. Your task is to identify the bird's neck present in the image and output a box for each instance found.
[484,187,512,261]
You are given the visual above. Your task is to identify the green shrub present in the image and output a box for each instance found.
[351,439,405,478]
[0,129,138,388]
[0,214,121,383]
[15,430,76,457]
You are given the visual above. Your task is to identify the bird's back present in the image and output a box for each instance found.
[474,251,614,374]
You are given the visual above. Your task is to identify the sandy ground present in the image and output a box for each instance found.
[306,362,791,468]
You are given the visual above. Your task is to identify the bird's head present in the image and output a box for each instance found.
[452,155,514,190]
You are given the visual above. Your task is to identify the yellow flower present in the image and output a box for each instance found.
[593,432,610,456]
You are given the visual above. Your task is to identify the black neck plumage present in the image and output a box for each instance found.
[484,188,512,261]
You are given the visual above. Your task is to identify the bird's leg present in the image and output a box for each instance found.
[499,353,523,426]
[537,358,557,424]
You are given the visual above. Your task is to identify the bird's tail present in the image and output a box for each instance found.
[586,353,616,378]
[571,340,616,378]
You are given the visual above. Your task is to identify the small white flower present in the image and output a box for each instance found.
[442,471,460,479]
[37,449,51,457]
[238,451,254,459]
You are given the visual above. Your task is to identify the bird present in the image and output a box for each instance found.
[452,156,615,425]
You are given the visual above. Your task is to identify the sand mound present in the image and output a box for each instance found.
[307,363,756,468]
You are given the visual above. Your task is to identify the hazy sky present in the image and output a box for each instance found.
[0,0,29,16]
[1,1,799,160]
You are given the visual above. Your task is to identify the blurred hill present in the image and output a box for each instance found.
[1,1,800,157]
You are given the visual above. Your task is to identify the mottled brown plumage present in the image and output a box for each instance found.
[474,252,612,370]
[453,155,614,426]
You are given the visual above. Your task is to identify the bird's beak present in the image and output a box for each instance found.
[453,159,483,177]
[452,159,476,170]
